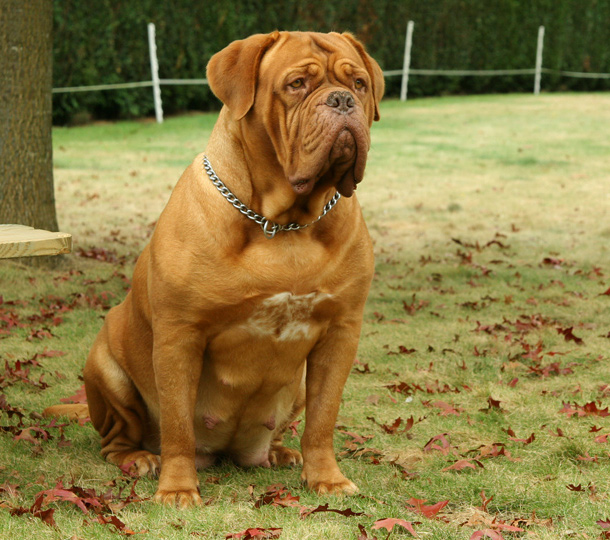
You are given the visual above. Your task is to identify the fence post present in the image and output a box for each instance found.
[400,20,415,101]
[148,23,163,123]
[534,25,545,95]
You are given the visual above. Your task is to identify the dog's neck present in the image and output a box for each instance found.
[204,108,340,229]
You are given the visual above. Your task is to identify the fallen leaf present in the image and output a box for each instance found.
[405,498,449,519]
[225,528,282,539]
[299,503,366,519]
[423,433,454,455]
[442,459,484,472]
[372,517,418,536]
[597,519,610,529]
[557,326,584,345]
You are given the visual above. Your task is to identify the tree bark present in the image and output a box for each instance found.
[0,0,59,235]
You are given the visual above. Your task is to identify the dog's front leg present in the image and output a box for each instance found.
[300,323,360,495]
[151,330,204,508]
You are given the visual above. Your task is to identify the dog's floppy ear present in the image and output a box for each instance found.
[340,33,385,122]
[207,31,280,120]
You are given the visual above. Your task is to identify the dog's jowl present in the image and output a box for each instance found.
[44,31,384,508]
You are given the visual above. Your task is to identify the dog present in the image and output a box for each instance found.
[44,31,384,508]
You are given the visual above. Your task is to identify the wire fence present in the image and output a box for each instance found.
[51,22,610,124]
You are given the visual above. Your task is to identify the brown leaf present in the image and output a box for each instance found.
[254,485,300,509]
[299,503,366,519]
[557,326,584,345]
[225,528,282,539]
[559,401,610,418]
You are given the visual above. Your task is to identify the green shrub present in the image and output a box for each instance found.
[52,0,610,123]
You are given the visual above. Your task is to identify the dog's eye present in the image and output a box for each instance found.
[289,79,305,89]
[355,79,365,90]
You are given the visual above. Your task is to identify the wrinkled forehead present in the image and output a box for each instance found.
[259,32,363,77]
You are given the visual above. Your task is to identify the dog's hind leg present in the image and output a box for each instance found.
[268,373,305,467]
[84,326,161,477]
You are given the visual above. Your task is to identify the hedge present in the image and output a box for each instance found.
[52,0,610,123]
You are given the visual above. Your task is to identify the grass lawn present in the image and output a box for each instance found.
[1,93,610,539]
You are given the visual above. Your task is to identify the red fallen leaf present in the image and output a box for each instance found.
[405,498,449,519]
[338,430,375,445]
[357,524,378,540]
[508,378,519,387]
[36,349,66,358]
[36,481,103,514]
[353,362,372,374]
[60,384,88,404]
[95,513,137,535]
[559,401,610,418]
[442,459,484,472]
[577,452,598,462]
[478,491,493,512]
[594,433,610,444]
[387,345,417,356]
[225,528,282,539]
[402,294,429,315]
[480,396,503,413]
[598,519,610,529]
[470,530,505,540]
[423,433,454,455]
[557,326,584,345]
[367,416,415,435]
[13,427,46,445]
[254,484,301,509]
[471,443,520,462]
[9,502,57,527]
[422,400,463,416]
[503,427,535,445]
[299,503,365,519]
[372,517,418,536]
[0,481,20,498]
[599,288,610,296]
[384,381,416,395]
[288,420,300,438]
[567,483,595,492]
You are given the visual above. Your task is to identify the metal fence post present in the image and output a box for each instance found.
[534,25,545,95]
[400,21,415,101]
[148,23,163,123]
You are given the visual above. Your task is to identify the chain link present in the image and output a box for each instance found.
[203,155,340,239]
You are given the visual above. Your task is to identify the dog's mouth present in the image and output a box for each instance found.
[288,123,368,198]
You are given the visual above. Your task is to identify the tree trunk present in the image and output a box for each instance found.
[0,1,59,235]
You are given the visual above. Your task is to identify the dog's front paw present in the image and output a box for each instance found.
[301,467,358,495]
[153,488,202,509]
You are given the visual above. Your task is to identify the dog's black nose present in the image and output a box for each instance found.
[326,91,355,114]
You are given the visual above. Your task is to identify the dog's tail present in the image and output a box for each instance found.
[42,403,90,421]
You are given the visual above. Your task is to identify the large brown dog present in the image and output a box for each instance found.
[45,31,384,508]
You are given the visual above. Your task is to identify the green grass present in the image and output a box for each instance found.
[2,93,610,539]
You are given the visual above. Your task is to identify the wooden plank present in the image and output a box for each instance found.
[0,224,72,259]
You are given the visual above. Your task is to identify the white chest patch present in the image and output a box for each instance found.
[244,292,330,341]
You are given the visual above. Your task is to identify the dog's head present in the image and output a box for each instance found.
[207,31,384,198]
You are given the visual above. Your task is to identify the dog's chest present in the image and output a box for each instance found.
[242,291,330,341]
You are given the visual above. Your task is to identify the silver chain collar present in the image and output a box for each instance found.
[202,155,341,239]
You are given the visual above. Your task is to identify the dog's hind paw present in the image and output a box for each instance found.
[108,449,161,477]
[269,445,303,467]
